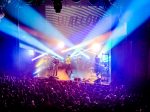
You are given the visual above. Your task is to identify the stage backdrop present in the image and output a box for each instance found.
[44,5,112,44]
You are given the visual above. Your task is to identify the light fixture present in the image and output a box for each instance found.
[72,0,80,3]
[28,49,35,56]
[52,0,63,13]
[58,41,65,49]
[91,43,100,52]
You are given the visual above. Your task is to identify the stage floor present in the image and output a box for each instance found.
[34,69,111,85]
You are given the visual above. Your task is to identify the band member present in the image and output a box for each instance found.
[94,55,100,77]
[52,57,59,76]
[94,55,103,84]
[65,55,72,78]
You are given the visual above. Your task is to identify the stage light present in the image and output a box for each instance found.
[91,43,100,52]
[70,0,122,55]
[73,51,90,59]
[80,52,90,59]
[52,0,62,13]
[0,18,64,60]
[28,49,35,56]
[6,0,73,48]
[58,41,64,49]
[5,0,89,59]
[19,42,45,54]
[33,67,42,75]
[72,0,80,3]
[32,53,47,61]
[102,0,150,54]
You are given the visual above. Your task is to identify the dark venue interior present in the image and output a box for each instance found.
[0,0,150,112]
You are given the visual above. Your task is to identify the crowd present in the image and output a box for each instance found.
[0,74,149,112]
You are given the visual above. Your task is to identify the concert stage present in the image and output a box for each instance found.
[34,65,111,85]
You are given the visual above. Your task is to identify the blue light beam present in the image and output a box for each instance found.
[6,1,89,58]
[102,0,150,53]
[0,18,63,59]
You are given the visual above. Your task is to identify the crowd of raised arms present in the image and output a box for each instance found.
[0,74,149,112]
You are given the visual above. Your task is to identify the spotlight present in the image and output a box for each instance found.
[91,43,100,52]
[72,0,80,3]
[52,0,62,13]
[28,49,35,56]
[58,41,64,49]
[32,53,47,61]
